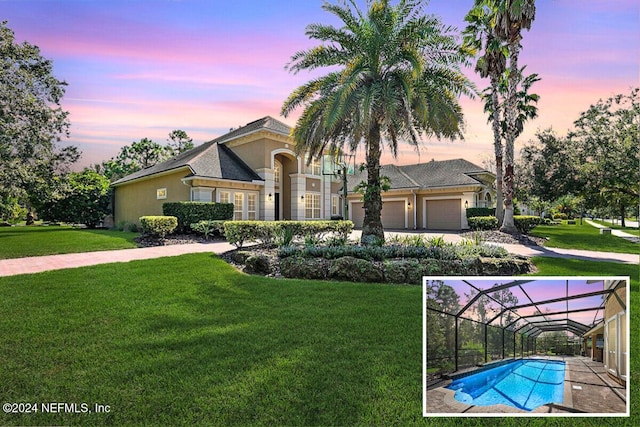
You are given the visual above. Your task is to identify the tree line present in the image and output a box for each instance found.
[517,88,639,225]
[0,21,194,226]
[2,1,635,232]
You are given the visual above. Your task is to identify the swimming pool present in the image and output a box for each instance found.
[446,359,565,411]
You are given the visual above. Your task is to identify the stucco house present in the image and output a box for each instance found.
[346,159,495,230]
[582,279,628,385]
[112,116,495,230]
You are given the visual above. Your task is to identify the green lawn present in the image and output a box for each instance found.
[0,226,139,259]
[590,219,640,237]
[530,221,639,254]
[0,254,637,426]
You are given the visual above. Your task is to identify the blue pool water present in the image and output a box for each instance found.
[446,359,565,411]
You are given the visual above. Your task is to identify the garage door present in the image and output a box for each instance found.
[350,202,364,228]
[381,201,406,229]
[350,200,406,229]
[426,199,461,230]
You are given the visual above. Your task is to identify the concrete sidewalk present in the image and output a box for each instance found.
[585,219,639,243]
[497,243,638,265]
[0,241,235,277]
[597,218,639,228]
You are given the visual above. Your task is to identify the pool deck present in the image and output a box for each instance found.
[426,356,627,415]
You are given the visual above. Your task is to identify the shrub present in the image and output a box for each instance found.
[513,215,543,234]
[190,220,226,239]
[139,216,178,238]
[274,225,295,247]
[163,202,233,232]
[329,256,384,282]
[466,207,495,218]
[224,220,354,248]
[552,213,568,220]
[467,216,499,230]
[278,241,507,261]
[223,221,257,248]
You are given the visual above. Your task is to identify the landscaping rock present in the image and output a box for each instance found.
[244,254,272,275]
[460,230,545,246]
[329,256,383,283]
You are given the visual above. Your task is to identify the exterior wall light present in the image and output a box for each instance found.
[465,200,469,209]
[268,193,273,201]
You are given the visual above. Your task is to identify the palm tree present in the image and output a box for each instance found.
[482,67,540,146]
[463,1,508,222]
[494,0,536,233]
[281,0,474,243]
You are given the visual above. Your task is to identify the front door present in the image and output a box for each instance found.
[274,193,280,221]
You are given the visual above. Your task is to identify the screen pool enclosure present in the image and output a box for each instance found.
[425,278,617,380]
[447,359,565,411]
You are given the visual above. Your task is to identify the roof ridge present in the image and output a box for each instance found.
[395,164,420,187]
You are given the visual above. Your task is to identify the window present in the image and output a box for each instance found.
[191,188,212,202]
[247,193,257,220]
[305,154,321,175]
[234,193,244,220]
[305,193,321,219]
[274,161,281,185]
[156,188,167,200]
[219,191,230,204]
[332,195,339,216]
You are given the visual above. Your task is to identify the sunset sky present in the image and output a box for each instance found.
[429,278,610,332]
[4,0,638,168]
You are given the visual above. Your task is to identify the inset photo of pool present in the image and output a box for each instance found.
[423,277,629,417]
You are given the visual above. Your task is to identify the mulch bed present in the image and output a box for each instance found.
[135,233,220,247]
[135,230,543,280]
[460,230,546,246]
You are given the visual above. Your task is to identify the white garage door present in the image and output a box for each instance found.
[426,199,461,230]
[350,200,406,229]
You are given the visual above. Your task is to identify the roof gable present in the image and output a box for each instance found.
[112,116,290,186]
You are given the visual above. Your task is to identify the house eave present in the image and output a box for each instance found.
[111,166,194,187]
[181,176,265,187]
[346,183,488,196]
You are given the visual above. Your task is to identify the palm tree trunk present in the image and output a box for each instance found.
[490,75,504,223]
[361,123,385,244]
[500,43,519,234]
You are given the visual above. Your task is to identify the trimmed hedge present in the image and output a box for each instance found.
[163,202,233,232]
[466,207,495,218]
[467,216,499,230]
[513,215,543,234]
[139,216,178,238]
[224,220,354,248]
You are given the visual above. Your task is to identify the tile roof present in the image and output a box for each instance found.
[112,116,290,185]
[346,158,492,192]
